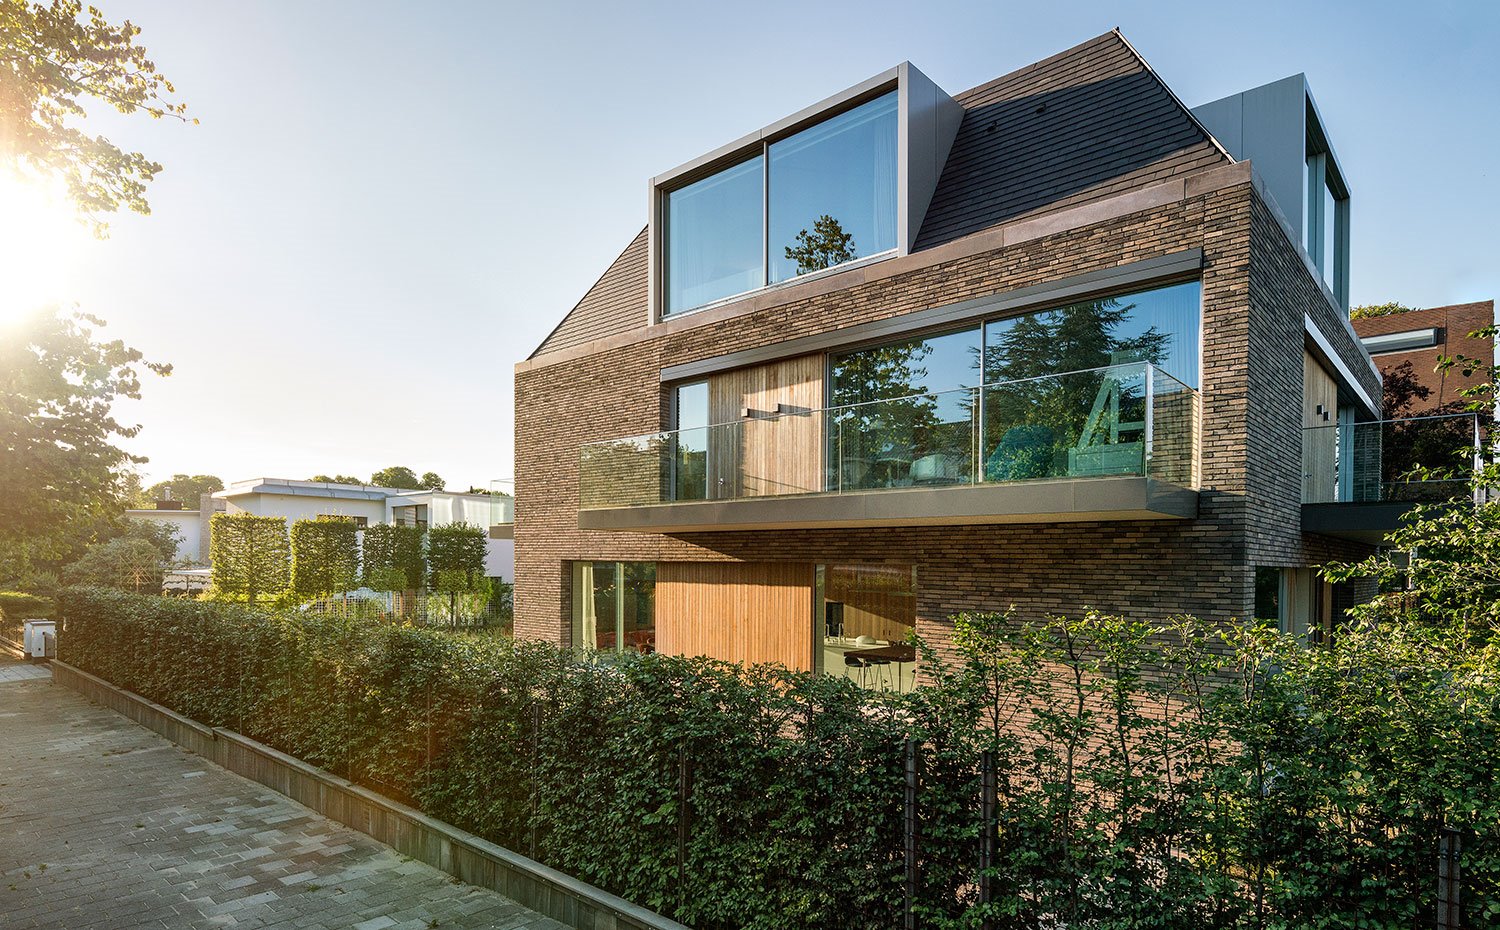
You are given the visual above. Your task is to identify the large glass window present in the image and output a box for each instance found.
[769,92,898,284]
[827,280,1202,489]
[672,381,709,501]
[665,156,764,314]
[818,564,916,692]
[663,91,898,316]
[572,561,656,654]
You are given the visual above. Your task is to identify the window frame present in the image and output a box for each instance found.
[655,87,900,320]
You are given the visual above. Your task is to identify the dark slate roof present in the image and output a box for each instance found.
[914,31,1228,249]
[530,226,648,357]
[530,31,1229,360]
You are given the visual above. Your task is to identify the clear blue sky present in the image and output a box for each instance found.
[55,0,1497,488]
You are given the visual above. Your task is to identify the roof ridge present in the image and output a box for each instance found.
[1110,29,1234,163]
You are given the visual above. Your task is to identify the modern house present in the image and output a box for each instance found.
[514,31,1402,678]
[1351,300,1496,415]
[213,478,516,581]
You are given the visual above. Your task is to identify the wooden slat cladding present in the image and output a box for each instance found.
[1301,350,1338,503]
[707,354,825,498]
[656,562,815,670]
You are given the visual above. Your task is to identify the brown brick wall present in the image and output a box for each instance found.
[514,176,1373,654]
[1353,301,1496,413]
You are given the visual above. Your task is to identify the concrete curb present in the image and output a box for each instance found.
[51,660,692,930]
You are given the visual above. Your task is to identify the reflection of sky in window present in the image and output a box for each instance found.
[666,156,763,314]
[768,92,897,284]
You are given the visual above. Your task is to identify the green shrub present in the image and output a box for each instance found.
[361,523,425,590]
[209,513,289,603]
[61,537,164,592]
[289,517,359,599]
[0,591,54,618]
[55,586,1500,929]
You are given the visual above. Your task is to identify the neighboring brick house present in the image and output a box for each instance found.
[1352,300,1497,415]
[514,31,1386,681]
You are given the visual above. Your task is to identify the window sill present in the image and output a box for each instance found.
[660,249,898,323]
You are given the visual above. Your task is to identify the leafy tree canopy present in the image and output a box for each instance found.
[0,308,169,581]
[309,473,362,485]
[368,466,445,490]
[1,0,193,231]
[141,473,221,507]
[61,535,161,592]
[1349,300,1419,321]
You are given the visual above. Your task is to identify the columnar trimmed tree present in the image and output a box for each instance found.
[289,517,360,600]
[209,513,288,603]
[427,522,486,590]
[361,523,425,591]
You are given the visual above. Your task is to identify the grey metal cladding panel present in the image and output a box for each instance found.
[577,477,1197,533]
[531,227,649,357]
[915,33,1229,250]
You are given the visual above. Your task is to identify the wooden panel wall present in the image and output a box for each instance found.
[656,562,815,670]
[707,354,825,498]
[1301,350,1338,503]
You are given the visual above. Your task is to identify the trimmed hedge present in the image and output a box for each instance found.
[58,587,1500,929]
[289,517,359,598]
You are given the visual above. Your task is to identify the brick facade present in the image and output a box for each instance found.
[1352,301,1496,413]
[514,172,1376,657]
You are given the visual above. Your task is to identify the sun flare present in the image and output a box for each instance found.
[0,171,88,320]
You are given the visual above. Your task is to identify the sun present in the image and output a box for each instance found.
[0,170,87,320]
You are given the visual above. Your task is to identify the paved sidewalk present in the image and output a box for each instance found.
[0,661,566,929]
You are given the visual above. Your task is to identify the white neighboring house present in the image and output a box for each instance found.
[213,478,515,583]
[123,493,225,592]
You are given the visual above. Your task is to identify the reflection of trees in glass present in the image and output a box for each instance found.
[982,297,1171,478]
[785,214,856,275]
[832,340,972,488]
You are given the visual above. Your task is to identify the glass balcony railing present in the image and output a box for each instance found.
[579,363,1199,511]
[1301,413,1485,505]
[489,479,515,525]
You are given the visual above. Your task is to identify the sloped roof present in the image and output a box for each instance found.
[530,31,1230,360]
[530,226,648,357]
[915,31,1227,249]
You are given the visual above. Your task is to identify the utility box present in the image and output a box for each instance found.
[22,620,56,661]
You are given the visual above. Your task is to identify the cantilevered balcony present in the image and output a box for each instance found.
[578,363,1200,532]
[1302,413,1486,544]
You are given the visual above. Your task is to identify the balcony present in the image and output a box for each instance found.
[1302,413,1485,544]
[578,363,1200,532]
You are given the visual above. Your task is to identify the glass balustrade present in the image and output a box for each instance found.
[578,363,1199,511]
[1301,413,1483,505]
[489,479,515,525]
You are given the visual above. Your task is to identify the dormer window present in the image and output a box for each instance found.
[663,91,898,316]
[650,64,962,321]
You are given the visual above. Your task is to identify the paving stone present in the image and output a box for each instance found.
[0,661,562,928]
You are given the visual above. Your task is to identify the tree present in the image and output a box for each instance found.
[309,473,362,485]
[1348,300,1418,321]
[289,517,359,600]
[418,471,444,490]
[369,466,420,489]
[361,523,425,590]
[0,308,170,583]
[1,0,193,231]
[1438,323,1499,423]
[1379,359,1432,418]
[61,536,161,593]
[784,214,855,275]
[142,473,222,507]
[208,513,288,603]
[427,523,486,589]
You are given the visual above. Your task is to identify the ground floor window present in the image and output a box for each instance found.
[1255,566,1334,644]
[572,561,656,654]
[817,564,916,692]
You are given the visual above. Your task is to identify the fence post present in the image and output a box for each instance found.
[1438,826,1462,929]
[979,750,996,930]
[904,739,920,930]
[678,743,693,906]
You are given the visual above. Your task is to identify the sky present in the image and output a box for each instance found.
[8,0,1497,490]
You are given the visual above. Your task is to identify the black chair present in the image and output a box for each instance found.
[843,653,871,688]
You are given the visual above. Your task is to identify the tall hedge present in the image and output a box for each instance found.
[361,523,425,590]
[426,522,486,589]
[209,513,289,603]
[56,586,1500,929]
[289,517,360,598]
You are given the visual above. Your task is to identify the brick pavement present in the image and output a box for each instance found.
[0,661,567,929]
